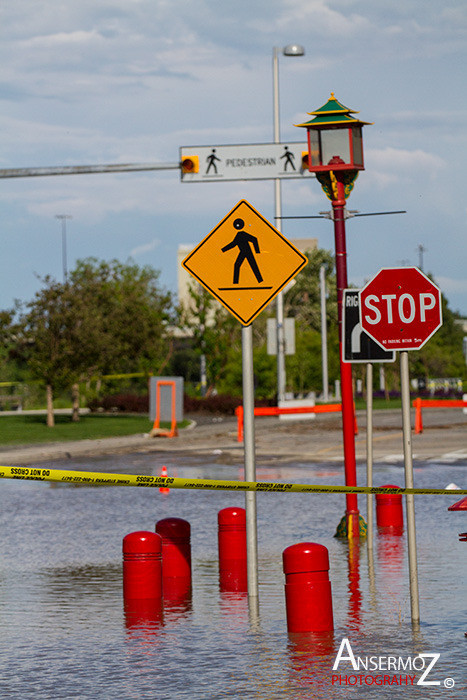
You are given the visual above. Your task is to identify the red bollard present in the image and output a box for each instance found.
[375,484,404,534]
[122,531,163,600]
[283,542,334,633]
[156,517,192,600]
[218,507,248,592]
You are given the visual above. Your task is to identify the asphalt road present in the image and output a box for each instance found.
[0,407,465,467]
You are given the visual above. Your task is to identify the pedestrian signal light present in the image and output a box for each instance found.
[301,152,309,170]
[181,156,199,174]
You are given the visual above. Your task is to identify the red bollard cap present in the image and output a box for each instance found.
[283,542,329,575]
[156,517,190,540]
[123,531,162,555]
[218,507,246,527]
[376,484,402,503]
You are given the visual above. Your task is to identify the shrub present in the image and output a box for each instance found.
[88,393,149,413]
[183,394,275,415]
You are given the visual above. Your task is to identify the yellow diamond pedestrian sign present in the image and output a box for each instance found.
[181,200,308,325]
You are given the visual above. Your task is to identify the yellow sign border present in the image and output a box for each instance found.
[182,199,307,325]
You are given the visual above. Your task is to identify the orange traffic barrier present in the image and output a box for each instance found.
[235,403,357,442]
[413,397,467,434]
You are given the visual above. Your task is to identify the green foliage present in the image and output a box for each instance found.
[215,344,276,399]
[178,284,241,394]
[69,258,174,376]
[178,249,341,399]
[2,250,464,416]
[286,326,340,395]
[409,292,466,380]
[9,258,174,422]
[284,247,337,330]
[283,247,340,394]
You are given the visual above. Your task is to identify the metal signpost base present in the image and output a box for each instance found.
[242,325,260,615]
[366,362,374,552]
[400,350,420,626]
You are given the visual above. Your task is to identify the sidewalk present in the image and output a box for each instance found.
[0,408,465,467]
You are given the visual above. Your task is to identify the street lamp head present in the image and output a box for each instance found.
[283,44,305,56]
[296,93,372,173]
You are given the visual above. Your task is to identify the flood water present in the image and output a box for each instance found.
[0,450,465,699]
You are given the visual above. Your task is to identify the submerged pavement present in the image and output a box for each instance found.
[0,407,465,467]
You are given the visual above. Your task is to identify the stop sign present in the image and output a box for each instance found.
[359,267,442,350]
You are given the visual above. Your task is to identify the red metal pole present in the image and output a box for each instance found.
[332,185,360,538]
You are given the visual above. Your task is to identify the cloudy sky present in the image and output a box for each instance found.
[1,0,466,316]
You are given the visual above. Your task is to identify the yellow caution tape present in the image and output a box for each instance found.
[0,466,465,496]
[100,372,146,380]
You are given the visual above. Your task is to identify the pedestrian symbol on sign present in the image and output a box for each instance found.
[206,148,221,174]
[280,146,296,171]
[221,218,263,285]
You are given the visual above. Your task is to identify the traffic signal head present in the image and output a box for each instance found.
[301,151,309,171]
[181,155,199,174]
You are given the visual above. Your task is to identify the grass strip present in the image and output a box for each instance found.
[0,413,180,446]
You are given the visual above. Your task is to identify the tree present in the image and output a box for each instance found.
[178,283,241,395]
[409,292,466,383]
[283,247,340,395]
[14,280,86,425]
[179,248,341,400]
[15,258,174,426]
[69,258,174,376]
[284,248,337,330]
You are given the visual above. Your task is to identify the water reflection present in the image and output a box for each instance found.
[124,598,164,635]
[287,632,336,699]
[219,590,249,626]
[162,586,193,627]
[346,539,362,632]
[377,532,406,624]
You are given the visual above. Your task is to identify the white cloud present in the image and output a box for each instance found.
[0,0,467,314]
[363,147,446,189]
[130,238,161,257]
[266,0,372,35]
[435,276,467,295]
[367,147,446,172]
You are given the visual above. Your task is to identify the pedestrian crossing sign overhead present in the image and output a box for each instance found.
[181,200,308,325]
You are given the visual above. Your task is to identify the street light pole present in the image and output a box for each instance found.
[297,94,372,538]
[55,214,72,282]
[332,188,360,535]
[320,264,329,402]
[273,44,304,402]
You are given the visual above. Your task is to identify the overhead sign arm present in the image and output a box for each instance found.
[0,162,180,179]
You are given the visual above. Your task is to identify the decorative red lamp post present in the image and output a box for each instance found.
[296,93,372,538]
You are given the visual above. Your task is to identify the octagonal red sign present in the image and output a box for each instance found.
[359,267,442,351]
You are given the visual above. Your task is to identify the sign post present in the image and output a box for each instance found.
[360,267,442,625]
[182,200,307,613]
[342,288,396,551]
